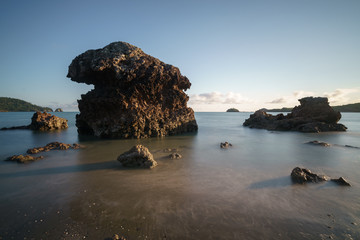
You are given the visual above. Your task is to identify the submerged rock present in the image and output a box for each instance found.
[243,97,347,133]
[117,145,157,168]
[67,41,198,138]
[291,167,328,184]
[331,177,351,186]
[306,140,331,147]
[169,153,182,159]
[0,112,68,131]
[27,142,81,154]
[220,142,232,149]
[6,155,44,163]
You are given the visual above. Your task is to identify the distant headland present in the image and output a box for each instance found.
[0,97,52,112]
[264,102,360,113]
[226,108,240,112]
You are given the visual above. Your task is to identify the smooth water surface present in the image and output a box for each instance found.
[0,112,359,239]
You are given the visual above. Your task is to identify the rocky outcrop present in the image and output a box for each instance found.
[67,41,198,138]
[291,167,328,183]
[291,167,351,186]
[0,112,68,131]
[29,112,68,130]
[6,155,44,163]
[27,142,81,154]
[243,97,347,133]
[55,108,63,112]
[117,145,157,168]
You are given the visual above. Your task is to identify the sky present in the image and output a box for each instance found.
[0,0,359,112]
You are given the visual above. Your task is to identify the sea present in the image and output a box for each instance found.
[0,112,359,240]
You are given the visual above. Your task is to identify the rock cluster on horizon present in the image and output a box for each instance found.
[243,97,347,132]
[67,41,198,138]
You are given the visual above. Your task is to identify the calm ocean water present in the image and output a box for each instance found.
[0,112,359,239]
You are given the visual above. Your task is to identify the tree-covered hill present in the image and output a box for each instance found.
[0,97,53,112]
[265,103,360,113]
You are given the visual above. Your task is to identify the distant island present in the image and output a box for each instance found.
[264,102,360,113]
[226,108,240,112]
[0,97,53,112]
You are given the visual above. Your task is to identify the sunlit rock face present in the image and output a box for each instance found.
[67,41,198,138]
[243,97,347,132]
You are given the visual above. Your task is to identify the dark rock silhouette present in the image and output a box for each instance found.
[220,142,232,149]
[0,112,68,131]
[55,108,63,112]
[117,145,157,168]
[67,41,198,138]
[243,97,347,132]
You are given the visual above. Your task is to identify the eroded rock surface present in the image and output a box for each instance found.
[117,145,157,168]
[67,41,198,138]
[243,97,347,133]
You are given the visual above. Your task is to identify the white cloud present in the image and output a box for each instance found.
[189,91,252,105]
[323,88,359,105]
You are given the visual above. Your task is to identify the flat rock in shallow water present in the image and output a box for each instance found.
[331,177,351,186]
[67,41,198,138]
[6,155,44,163]
[306,140,331,147]
[27,142,81,154]
[117,145,157,168]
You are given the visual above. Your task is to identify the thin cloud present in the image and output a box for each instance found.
[268,97,286,104]
[189,92,252,105]
[323,88,358,104]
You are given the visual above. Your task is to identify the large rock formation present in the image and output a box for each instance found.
[67,41,198,138]
[0,112,68,131]
[243,97,347,132]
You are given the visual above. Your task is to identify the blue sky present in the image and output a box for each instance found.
[0,0,359,111]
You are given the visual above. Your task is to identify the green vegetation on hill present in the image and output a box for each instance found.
[0,97,53,112]
[226,108,240,112]
[332,103,360,112]
[265,103,360,113]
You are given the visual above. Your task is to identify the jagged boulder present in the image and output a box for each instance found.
[67,41,198,138]
[291,167,328,184]
[243,97,347,132]
[117,145,157,168]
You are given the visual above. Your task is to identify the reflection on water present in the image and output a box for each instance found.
[0,112,359,239]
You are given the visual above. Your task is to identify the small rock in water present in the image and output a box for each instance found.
[306,140,331,147]
[331,177,351,186]
[112,234,126,240]
[117,145,157,169]
[290,167,328,184]
[5,155,44,163]
[169,153,182,159]
[220,142,232,149]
